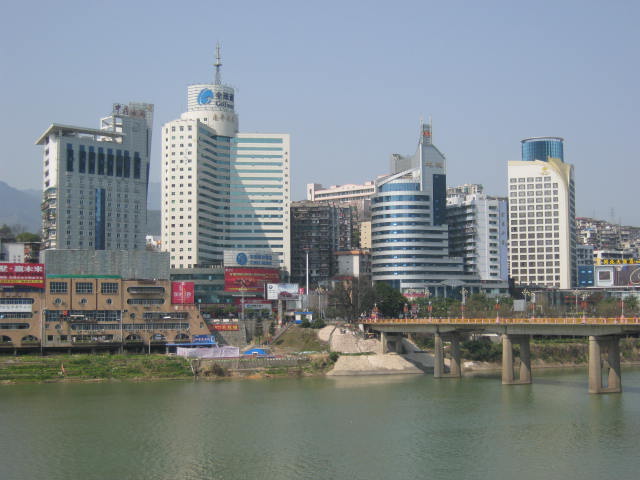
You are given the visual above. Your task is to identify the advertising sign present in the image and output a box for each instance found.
[211,324,240,331]
[223,249,278,268]
[0,304,32,313]
[224,267,280,294]
[595,264,640,287]
[403,288,427,299]
[0,263,45,288]
[193,334,215,344]
[266,283,300,300]
[171,281,195,304]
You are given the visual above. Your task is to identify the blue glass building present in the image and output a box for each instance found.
[521,137,564,162]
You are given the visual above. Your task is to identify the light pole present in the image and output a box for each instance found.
[572,289,581,316]
[239,279,247,322]
[461,288,468,319]
[581,293,588,321]
[304,247,310,310]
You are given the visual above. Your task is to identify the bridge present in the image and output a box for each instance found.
[363,317,640,394]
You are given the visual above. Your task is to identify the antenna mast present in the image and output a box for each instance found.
[214,43,222,85]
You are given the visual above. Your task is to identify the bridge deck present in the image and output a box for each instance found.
[363,317,640,336]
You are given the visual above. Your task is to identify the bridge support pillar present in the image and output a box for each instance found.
[380,333,403,354]
[589,336,622,394]
[502,334,532,385]
[434,332,461,378]
[434,333,444,378]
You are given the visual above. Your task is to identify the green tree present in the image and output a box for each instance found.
[15,232,40,243]
[372,282,407,317]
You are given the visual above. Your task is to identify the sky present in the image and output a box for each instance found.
[1,0,639,223]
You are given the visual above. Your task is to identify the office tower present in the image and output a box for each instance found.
[37,102,153,250]
[508,137,576,289]
[447,184,509,281]
[371,123,470,296]
[290,201,356,287]
[162,47,290,273]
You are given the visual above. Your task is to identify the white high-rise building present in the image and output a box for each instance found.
[508,137,576,289]
[446,185,509,282]
[161,48,290,273]
[36,102,153,250]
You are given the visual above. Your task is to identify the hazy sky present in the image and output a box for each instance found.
[1,1,638,223]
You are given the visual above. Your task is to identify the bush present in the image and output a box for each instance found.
[300,319,311,328]
[329,351,340,363]
[310,319,326,329]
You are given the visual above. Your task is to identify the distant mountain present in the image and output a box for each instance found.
[0,181,41,233]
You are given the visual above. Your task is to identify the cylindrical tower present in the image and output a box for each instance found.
[521,137,564,162]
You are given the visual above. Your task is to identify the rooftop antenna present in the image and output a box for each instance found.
[214,42,222,85]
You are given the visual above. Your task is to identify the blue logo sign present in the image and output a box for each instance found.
[197,88,214,105]
[236,252,248,266]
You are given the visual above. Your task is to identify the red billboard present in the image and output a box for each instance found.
[171,281,195,304]
[224,267,280,294]
[0,263,45,288]
[210,323,240,331]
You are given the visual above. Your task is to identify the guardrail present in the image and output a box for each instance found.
[364,317,640,326]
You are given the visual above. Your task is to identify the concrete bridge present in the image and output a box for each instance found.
[363,317,640,394]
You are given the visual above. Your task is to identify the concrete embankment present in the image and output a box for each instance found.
[318,325,435,376]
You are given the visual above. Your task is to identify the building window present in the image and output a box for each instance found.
[75,282,93,294]
[101,282,119,294]
[50,282,68,294]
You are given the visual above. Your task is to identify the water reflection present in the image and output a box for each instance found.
[1,368,639,480]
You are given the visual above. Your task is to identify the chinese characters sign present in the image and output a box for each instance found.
[0,263,45,288]
[171,282,195,304]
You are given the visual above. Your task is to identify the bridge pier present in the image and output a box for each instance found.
[588,336,622,394]
[434,332,462,378]
[380,332,404,354]
[502,334,532,385]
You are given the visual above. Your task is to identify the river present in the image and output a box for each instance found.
[1,368,639,480]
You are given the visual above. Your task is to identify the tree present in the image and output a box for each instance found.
[328,278,375,321]
[372,282,407,318]
[15,232,40,243]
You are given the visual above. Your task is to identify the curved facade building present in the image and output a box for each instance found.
[371,124,469,296]
[521,137,564,162]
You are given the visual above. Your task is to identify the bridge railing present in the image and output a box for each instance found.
[364,317,640,326]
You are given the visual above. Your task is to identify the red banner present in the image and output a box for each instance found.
[0,263,45,288]
[171,281,195,304]
[224,267,280,294]
[210,324,240,331]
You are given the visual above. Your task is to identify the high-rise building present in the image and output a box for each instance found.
[36,102,153,250]
[161,48,290,273]
[290,201,356,287]
[446,184,509,281]
[508,137,576,289]
[372,123,468,296]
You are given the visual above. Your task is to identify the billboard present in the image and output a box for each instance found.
[0,263,45,288]
[266,283,300,300]
[223,249,278,268]
[171,281,195,304]
[224,267,280,294]
[210,323,240,331]
[594,264,640,287]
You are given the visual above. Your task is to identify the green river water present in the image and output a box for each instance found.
[1,368,640,480]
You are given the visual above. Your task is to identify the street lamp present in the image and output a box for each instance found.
[581,293,588,322]
[461,288,468,319]
[571,289,581,316]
